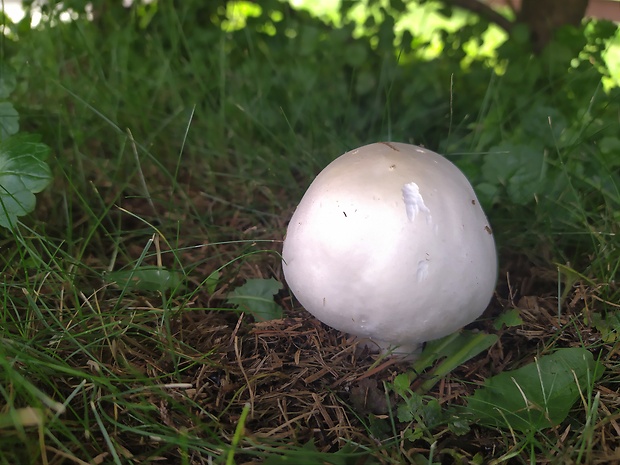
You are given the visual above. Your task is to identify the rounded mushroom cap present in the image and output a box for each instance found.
[282,142,497,353]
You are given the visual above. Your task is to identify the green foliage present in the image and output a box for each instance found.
[0,101,19,139]
[386,373,455,460]
[451,21,620,227]
[412,330,498,392]
[589,310,620,342]
[0,61,52,230]
[106,266,182,292]
[392,374,443,427]
[2,0,619,462]
[0,134,52,229]
[461,348,604,432]
[205,270,221,295]
[262,441,364,465]
[493,308,523,330]
[385,345,604,452]
[481,143,547,206]
[12,2,618,279]
[379,331,497,445]
[0,63,19,138]
[227,278,284,321]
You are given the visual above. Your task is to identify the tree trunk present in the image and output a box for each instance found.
[517,0,590,51]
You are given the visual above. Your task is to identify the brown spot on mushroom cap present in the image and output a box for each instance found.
[485,225,492,234]
[471,199,476,205]
[380,142,400,151]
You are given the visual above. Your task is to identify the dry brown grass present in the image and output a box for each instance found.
[3,184,619,465]
[79,237,620,463]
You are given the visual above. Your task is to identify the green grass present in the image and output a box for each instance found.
[1,0,620,464]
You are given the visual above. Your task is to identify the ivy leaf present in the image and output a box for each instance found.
[227,278,283,322]
[0,134,52,229]
[461,348,604,432]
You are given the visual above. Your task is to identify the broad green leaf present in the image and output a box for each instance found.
[473,181,500,210]
[0,176,34,229]
[107,267,181,292]
[0,135,50,192]
[0,64,17,99]
[227,278,283,322]
[0,102,19,139]
[462,348,604,432]
[521,104,566,147]
[0,134,52,229]
[482,143,546,205]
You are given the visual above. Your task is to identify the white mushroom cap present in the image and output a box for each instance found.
[282,142,497,355]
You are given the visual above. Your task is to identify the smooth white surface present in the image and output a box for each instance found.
[282,142,497,354]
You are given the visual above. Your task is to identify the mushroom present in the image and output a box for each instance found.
[282,142,497,357]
